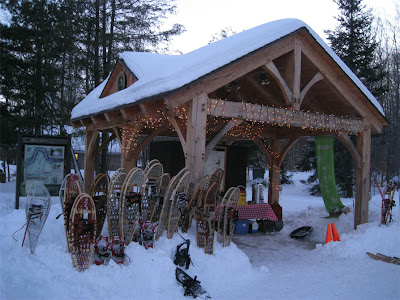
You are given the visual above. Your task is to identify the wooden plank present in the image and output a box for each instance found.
[167,35,295,108]
[207,98,363,134]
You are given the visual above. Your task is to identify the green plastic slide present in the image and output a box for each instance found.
[315,136,345,214]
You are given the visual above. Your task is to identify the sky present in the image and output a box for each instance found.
[166,0,399,53]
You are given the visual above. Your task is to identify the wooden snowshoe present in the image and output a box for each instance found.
[182,175,209,233]
[156,168,189,240]
[150,173,171,222]
[217,186,240,247]
[381,182,398,225]
[143,161,164,221]
[88,173,110,238]
[107,168,127,239]
[24,182,51,254]
[62,173,83,252]
[68,193,97,271]
[167,171,191,239]
[119,167,145,245]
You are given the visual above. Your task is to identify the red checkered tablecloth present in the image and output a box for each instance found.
[215,203,278,221]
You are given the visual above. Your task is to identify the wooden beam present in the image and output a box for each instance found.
[268,138,281,204]
[139,104,148,114]
[166,35,295,108]
[336,132,361,169]
[168,117,187,156]
[186,94,208,184]
[299,72,324,105]
[277,137,300,167]
[92,132,117,159]
[253,137,273,166]
[130,127,167,162]
[207,98,363,134]
[264,62,292,106]
[205,119,243,159]
[292,36,302,110]
[354,121,371,228]
[84,130,98,192]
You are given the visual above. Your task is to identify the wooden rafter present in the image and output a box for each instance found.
[299,72,324,105]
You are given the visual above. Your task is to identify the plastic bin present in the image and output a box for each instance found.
[234,220,250,234]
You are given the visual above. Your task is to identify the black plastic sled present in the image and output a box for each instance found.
[290,226,313,239]
[175,268,211,299]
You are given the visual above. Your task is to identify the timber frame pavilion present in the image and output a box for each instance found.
[71,19,388,229]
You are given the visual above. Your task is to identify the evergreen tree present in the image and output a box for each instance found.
[325,0,386,96]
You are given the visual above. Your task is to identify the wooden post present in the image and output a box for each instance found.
[84,130,98,192]
[354,121,371,229]
[185,94,207,186]
[268,138,282,204]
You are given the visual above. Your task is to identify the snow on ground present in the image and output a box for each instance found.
[0,172,399,300]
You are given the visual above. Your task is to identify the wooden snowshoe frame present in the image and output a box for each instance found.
[150,172,171,222]
[119,167,145,245]
[182,175,209,233]
[381,182,398,225]
[88,173,110,238]
[156,168,189,240]
[63,173,83,252]
[107,168,127,238]
[68,193,97,271]
[217,186,240,247]
[143,162,164,221]
[167,171,191,239]
[25,182,51,254]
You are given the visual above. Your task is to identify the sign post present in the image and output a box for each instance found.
[15,135,71,209]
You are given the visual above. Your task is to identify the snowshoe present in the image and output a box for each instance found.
[175,268,210,299]
[110,236,126,265]
[174,240,191,269]
[141,221,155,249]
[93,235,111,265]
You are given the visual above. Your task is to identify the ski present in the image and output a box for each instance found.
[366,252,400,265]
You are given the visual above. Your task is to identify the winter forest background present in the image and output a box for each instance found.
[1,0,399,194]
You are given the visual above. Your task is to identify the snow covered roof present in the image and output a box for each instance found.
[71,18,385,120]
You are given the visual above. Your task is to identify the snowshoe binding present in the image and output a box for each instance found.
[110,236,126,265]
[93,235,111,265]
[174,239,191,269]
[141,221,155,249]
[175,268,210,299]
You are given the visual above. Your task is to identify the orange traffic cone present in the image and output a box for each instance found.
[331,223,340,242]
[325,223,333,244]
